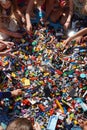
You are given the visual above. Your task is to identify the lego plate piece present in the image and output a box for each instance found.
[47,115,59,130]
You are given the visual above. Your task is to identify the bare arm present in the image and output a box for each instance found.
[16,9,25,23]
[0,49,11,56]
[69,28,87,39]
[66,0,73,23]
[0,27,22,38]
[25,0,34,31]
[64,28,87,45]
[0,40,6,44]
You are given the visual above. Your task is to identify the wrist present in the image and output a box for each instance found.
[66,21,70,23]
[68,37,72,42]
[11,91,14,97]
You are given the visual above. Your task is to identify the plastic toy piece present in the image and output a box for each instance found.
[22,99,30,106]
[75,98,87,112]
[55,99,64,113]
[62,100,73,109]
[47,115,59,130]
[38,104,45,112]
[30,77,38,81]
[55,70,63,75]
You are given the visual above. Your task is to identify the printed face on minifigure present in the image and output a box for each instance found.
[0,0,11,9]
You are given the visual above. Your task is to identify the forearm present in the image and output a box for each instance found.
[66,0,73,22]
[0,51,7,56]
[70,28,87,40]
[26,0,34,26]
[0,28,21,38]
[0,40,7,45]
[25,13,31,25]
[0,28,13,37]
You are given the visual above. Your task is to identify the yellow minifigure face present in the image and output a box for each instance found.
[0,0,11,9]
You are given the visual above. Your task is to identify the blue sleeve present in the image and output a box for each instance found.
[0,92,12,99]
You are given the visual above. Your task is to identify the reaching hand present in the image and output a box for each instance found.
[75,36,82,43]
[4,41,14,48]
[12,33,23,39]
[63,37,71,48]
[26,23,32,34]
[3,48,12,55]
[33,122,41,130]
[11,89,22,97]
[83,36,87,41]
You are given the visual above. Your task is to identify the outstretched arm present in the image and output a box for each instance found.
[0,27,22,39]
[26,0,34,33]
[70,28,87,39]
[0,49,12,56]
[64,0,73,30]
[64,28,87,45]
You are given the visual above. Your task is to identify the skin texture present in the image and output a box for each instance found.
[0,0,23,39]
[45,0,73,30]
[25,0,45,33]
[11,89,22,97]
[0,40,14,56]
[64,28,87,46]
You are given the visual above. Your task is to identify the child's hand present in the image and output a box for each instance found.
[26,23,32,34]
[0,48,13,56]
[11,89,22,97]
[3,48,12,55]
[2,49,15,57]
[83,36,87,41]
[33,122,41,130]
[5,42,14,48]
[75,36,82,43]
[63,37,71,47]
